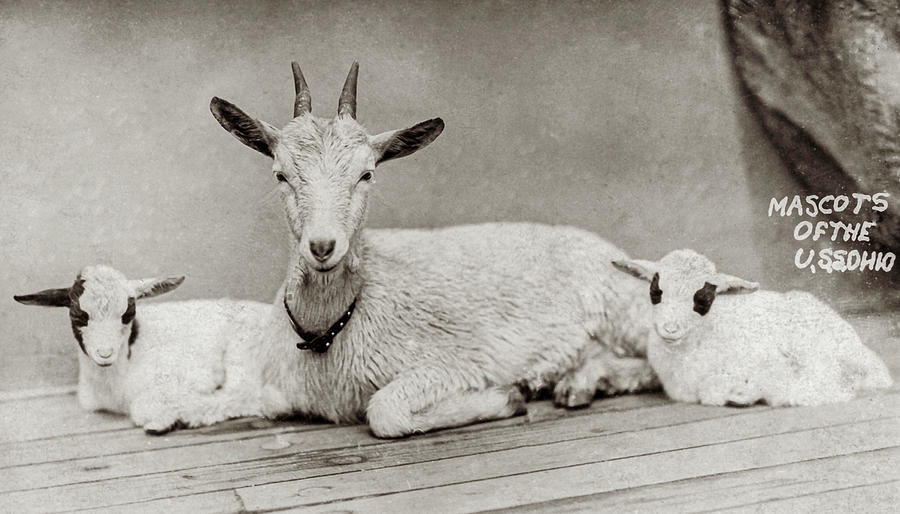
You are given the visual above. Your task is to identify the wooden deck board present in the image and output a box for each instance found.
[719,481,900,513]
[256,416,898,513]
[0,312,896,513]
[490,447,900,513]
[0,392,133,444]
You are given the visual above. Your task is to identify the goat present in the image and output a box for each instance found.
[209,62,658,437]
[15,265,270,433]
[613,249,893,407]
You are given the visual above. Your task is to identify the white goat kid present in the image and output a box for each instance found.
[15,265,269,433]
[613,249,893,407]
[209,62,658,438]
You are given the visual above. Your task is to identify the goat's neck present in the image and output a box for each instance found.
[284,238,365,333]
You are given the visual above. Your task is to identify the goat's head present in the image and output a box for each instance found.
[14,266,184,366]
[210,62,444,275]
[612,250,758,344]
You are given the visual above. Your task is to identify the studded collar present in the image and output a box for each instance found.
[283,294,356,353]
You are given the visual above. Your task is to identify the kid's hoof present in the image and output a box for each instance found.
[143,420,184,435]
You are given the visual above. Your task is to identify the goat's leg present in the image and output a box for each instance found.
[366,369,526,438]
[408,387,526,435]
[598,355,659,395]
[554,348,659,408]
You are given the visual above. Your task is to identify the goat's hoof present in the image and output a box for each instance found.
[368,423,412,439]
[553,382,595,409]
[366,397,414,439]
[503,386,528,416]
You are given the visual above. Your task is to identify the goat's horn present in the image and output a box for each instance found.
[337,61,359,119]
[292,61,312,117]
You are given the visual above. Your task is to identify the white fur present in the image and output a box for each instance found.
[614,249,893,407]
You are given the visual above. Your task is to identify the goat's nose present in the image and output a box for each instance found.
[309,239,336,262]
[96,349,113,359]
[662,322,680,335]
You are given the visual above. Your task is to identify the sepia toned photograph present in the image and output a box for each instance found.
[1,0,898,512]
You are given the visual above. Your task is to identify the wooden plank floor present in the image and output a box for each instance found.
[1,313,898,513]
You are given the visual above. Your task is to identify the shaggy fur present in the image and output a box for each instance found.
[210,63,659,437]
[15,266,271,433]
[614,249,894,407]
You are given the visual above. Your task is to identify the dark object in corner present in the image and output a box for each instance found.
[723,0,900,250]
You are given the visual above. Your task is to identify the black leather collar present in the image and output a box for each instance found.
[283,294,356,353]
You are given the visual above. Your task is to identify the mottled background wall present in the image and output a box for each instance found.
[1,0,894,391]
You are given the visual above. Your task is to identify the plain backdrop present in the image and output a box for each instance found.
[1,0,895,391]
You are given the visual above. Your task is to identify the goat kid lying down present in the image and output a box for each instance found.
[613,249,893,407]
[15,266,269,433]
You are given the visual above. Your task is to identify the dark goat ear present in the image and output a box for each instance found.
[370,118,445,164]
[14,288,71,307]
[210,97,280,158]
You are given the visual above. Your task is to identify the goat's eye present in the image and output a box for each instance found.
[649,272,663,305]
[274,171,287,183]
[358,171,374,183]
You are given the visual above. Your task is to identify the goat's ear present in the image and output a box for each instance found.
[711,272,759,294]
[370,118,444,165]
[611,259,657,281]
[132,276,185,300]
[210,97,280,158]
[14,288,71,307]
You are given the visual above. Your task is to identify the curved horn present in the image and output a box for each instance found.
[337,61,359,118]
[292,61,312,117]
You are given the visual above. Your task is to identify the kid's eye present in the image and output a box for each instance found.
[359,171,374,183]
[274,171,287,183]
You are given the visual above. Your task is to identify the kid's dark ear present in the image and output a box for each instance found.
[370,118,445,165]
[14,288,72,307]
[210,97,280,158]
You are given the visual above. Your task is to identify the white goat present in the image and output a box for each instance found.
[209,62,659,437]
[15,265,270,433]
[613,249,893,407]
